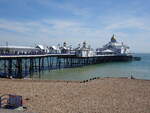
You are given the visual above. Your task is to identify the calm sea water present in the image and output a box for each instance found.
[32,53,150,81]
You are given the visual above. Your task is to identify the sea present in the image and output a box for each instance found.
[31,53,150,81]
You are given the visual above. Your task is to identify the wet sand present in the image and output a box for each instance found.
[0,77,150,113]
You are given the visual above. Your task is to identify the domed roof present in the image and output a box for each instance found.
[111,34,117,43]
[36,45,44,50]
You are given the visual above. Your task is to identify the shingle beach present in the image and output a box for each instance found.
[0,77,150,113]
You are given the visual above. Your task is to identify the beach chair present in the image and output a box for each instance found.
[0,94,22,109]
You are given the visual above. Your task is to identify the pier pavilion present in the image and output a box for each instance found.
[96,35,130,55]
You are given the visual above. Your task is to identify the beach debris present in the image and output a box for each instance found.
[14,106,24,111]
[25,97,30,101]
[35,95,38,97]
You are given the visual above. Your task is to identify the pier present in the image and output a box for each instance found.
[0,35,141,78]
[0,54,134,78]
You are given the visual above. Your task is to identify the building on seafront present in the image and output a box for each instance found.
[47,41,95,57]
[96,35,130,55]
[48,45,61,54]
[0,34,130,56]
[0,45,46,55]
[59,42,73,54]
[35,45,48,53]
[75,41,95,57]
[47,42,74,54]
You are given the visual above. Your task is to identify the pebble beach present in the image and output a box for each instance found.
[0,77,150,113]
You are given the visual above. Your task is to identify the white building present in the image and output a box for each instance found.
[36,45,50,53]
[0,45,40,55]
[59,42,73,54]
[75,41,95,57]
[96,35,130,55]
[48,45,61,54]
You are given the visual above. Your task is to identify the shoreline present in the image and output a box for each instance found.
[0,76,150,83]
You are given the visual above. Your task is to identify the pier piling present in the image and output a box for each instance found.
[0,54,134,78]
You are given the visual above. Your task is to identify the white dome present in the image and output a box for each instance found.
[36,45,44,50]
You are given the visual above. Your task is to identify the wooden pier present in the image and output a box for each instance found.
[0,54,134,78]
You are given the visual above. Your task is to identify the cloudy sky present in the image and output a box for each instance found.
[0,0,150,53]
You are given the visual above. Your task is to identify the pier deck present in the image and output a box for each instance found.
[0,54,76,59]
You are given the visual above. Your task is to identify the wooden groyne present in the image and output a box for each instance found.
[0,54,137,78]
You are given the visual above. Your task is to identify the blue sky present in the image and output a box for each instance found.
[0,0,150,53]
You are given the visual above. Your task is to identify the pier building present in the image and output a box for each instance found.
[75,41,95,57]
[48,45,61,54]
[59,42,74,54]
[35,45,49,53]
[96,35,130,55]
[0,45,41,55]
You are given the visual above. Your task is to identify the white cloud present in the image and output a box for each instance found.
[58,3,91,17]
[0,16,150,53]
[105,18,150,31]
[0,19,30,33]
[36,0,92,17]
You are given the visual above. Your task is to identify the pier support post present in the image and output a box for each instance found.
[42,57,44,70]
[17,58,23,78]
[34,58,37,72]
[47,57,50,70]
[50,57,53,69]
[4,60,7,76]
[29,58,34,77]
[8,59,12,78]
[24,59,28,76]
[39,58,41,73]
